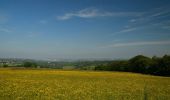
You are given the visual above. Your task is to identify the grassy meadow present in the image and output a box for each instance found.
[0,68,170,100]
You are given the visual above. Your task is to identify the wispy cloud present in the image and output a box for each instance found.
[40,20,47,24]
[27,32,43,38]
[0,28,12,33]
[113,27,137,35]
[101,40,170,48]
[150,9,170,18]
[114,7,170,35]
[129,19,136,22]
[0,12,8,23]
[128,7,170,26]
[162,26,170,30]
[57,8,142,20]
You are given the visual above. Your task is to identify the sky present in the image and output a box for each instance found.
[0,0,170,60]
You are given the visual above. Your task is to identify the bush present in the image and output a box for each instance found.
[3,64,8,67]
[23,62,37,68]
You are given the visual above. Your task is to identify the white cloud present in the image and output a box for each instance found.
[101,40,170,48]
[57,8,142,20]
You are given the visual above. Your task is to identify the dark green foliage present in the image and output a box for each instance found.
[150,55,170,76]
[108,61,129,71]
[94,61,129,71]
[95,55,170,76]
[94,65,106,70]
[23,62,37,68]
[3,64,8,67]
[129,55,152,73]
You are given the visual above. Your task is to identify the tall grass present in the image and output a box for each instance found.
[143,84,148,100]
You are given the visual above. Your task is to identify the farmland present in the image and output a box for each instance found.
[0,68,170,100]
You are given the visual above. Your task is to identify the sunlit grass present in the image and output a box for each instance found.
[0,68,170,100]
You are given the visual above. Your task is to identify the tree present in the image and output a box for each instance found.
[107,61,129,71]
[129,55,152,73]
[161,55,170,76]
[151,55,170,76]
[23,62,37,68]
[3,64,8,68]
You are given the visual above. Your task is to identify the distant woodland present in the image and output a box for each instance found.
[0,55,170,76]
[95,55,170,76]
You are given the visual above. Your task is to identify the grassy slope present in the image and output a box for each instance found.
[0,68,170,100]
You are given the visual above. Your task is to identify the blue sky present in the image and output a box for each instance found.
[0,0,170,60]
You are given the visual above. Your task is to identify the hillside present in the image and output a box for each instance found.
[0,69,169,100]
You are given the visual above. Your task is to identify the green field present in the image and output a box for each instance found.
[0,68,170,100]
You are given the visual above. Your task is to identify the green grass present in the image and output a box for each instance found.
[0,68,170,100]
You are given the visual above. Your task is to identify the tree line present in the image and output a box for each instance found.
[94,55,170,76]
[1,55,169,76]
